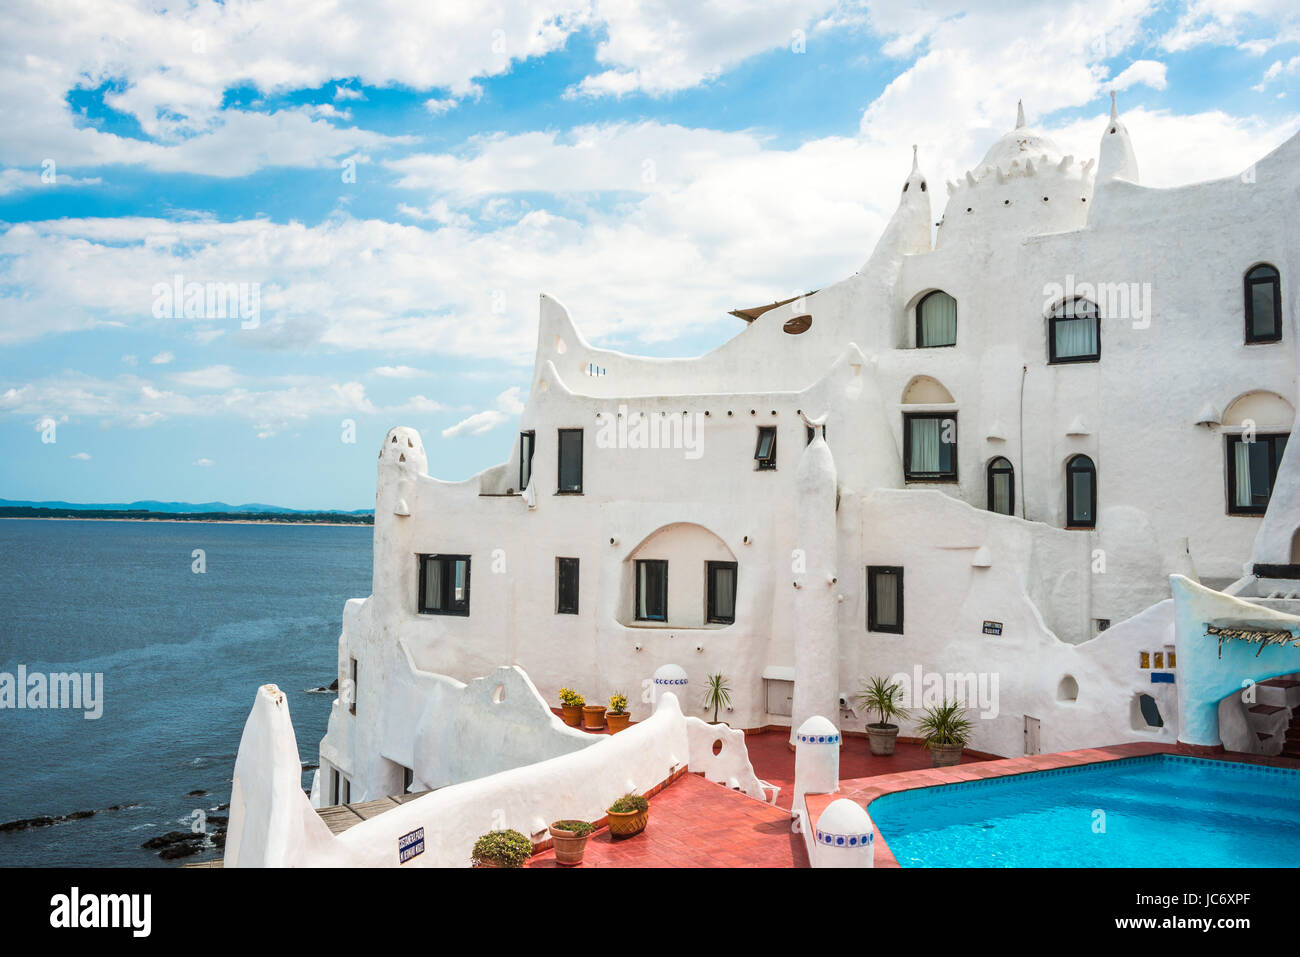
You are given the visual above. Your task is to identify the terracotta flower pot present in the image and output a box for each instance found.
[582,704,606,730]
[929,743,964,767]
[549,823,591,866]
[605,711,631,733]
[866,724,899,756]
[606,807,648,838]
[560,703,582,727]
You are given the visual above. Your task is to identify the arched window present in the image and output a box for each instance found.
[1048,298,1100,363]
[916,291,957,348]
[1066,455,1096,528]
[1245,264,1282,343]
[987,457,1015,515]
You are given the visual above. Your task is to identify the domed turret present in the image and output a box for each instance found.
[889,145,933,255]
[977,100,1064,171]
[1097,90,1140,184]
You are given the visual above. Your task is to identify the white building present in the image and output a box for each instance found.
[317,96,1300,804]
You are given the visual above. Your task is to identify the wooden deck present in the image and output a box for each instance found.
[183,791,427,867]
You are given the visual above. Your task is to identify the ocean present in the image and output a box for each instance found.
[0,518,372,866]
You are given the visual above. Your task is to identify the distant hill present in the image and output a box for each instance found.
[0,499,373,515]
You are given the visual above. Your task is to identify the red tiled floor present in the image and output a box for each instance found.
[743,730,995,810]
[527,773,808,868]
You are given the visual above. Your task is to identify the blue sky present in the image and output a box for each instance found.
[2,0,1300,509]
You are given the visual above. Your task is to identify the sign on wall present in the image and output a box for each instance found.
[982,621,1003,636]
[398,827,425,864]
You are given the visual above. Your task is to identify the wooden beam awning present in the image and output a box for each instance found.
[729,291,819,322]
[1205,623,1300,658]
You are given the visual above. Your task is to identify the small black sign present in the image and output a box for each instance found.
[982,620,1003,636]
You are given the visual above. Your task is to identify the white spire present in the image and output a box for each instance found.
[1110,89,1118,119]
[911,143,919,172]
[1016,99,1026,129]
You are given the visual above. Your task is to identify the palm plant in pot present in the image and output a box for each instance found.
[605,793,649,838]
[702,672,732,724]
[558,687,584,727]
[471,828,532,868]
[916,698,973,767]
[548,819,595,866]
[605,692,630,733]
[856,675,909,756]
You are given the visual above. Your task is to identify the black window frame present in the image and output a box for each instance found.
[1244,263,1282,344]
[1048,297,1101,364]
[706,560,738,625]
[915,289,958,348]
[557,428,583,493]
[866,565,904,634]
[519,430,535,491]
[987,456,1015,515]
[902,411,958,482]
[1226,432,1289,515]
[755,425,778,470]
[417,553,472,616]
[556,556,580,615]
[349,656,358,716]
[1065,455,1097,529]
[634,558,668,622]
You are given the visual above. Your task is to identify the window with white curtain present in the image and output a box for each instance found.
[1049,298,1100,363]
[706,561,737,624]
[418,554,471,615]
[987,457,1015,515]
[1227,433,1288,514]
[867,566,903,633]
[917,290,958,347]
[635,559,668,621]
[903,412,957,481]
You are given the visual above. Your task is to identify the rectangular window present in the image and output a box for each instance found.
[330,769,340,806]
[706,561,738,624]
[519,431,535,491]
[903,413,957,481]
[418,554,471,616]
[342,777,351,805]
[755,426,777,470]
[556,557,579,614]
[1227,433,1289,514]
[558,428,583,492]
[867,566,903,634]
[1049,299,1100,363]
[401,765,414,794]
[635,559,668,622]
[349,657,357,716]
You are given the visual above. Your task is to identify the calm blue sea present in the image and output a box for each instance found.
[0,518,371,867]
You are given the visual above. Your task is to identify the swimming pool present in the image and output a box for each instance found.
[870,755,1300,867]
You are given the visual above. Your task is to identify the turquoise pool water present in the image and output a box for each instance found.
[870,755,1300,867]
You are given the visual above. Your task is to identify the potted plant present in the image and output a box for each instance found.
[582,696,606,730]
[605,692,631,733]
[702,672,732,724]
[605,793,649,838]
[916,699,973,767]
[559,687,584,727]
[856,675,909,756]
[548,819,595,866]
[471,828,532,868]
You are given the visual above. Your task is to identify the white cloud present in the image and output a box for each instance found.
[373,365,428,379]
[424,98,459,115]
[169,365,239,389]
[334,85,366,102]
[194,457,214,467]
[70,451,91,460]
[1112,59,1168,92]
[0,168,102,196]
[150,350,174,365]
[441,386,527,438]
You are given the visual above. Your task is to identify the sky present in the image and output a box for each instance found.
[3,0,1300,510]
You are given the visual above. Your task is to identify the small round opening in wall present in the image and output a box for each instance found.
[783,314,812,335]
[493,684,506,704]
[711,739,723,756]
